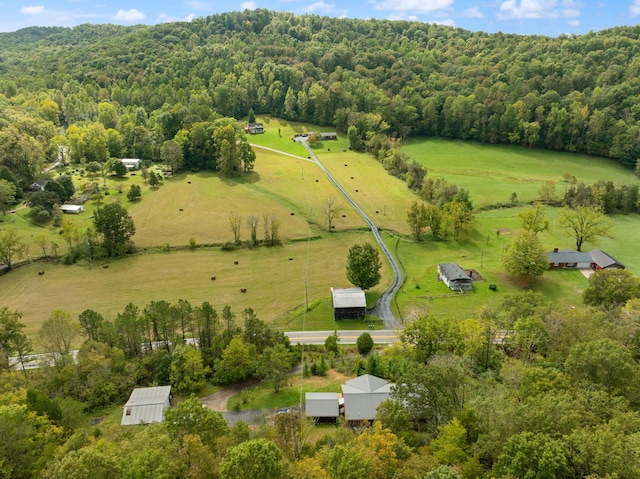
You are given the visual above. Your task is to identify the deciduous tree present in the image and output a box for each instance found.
[407,201,429,241]
[558,205,612,251]
[220,439,284,479]
[582,268,640,309]
[502,229,548,286]
[93,202,136,256]
[0,227,25,270]
[346,242,382,290]
[0,178,16,215]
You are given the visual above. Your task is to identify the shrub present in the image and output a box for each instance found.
[221,240,236,251]
[489,284,497,291]
[356,332,374,355]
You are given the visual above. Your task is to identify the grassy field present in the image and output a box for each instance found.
[403,138,640,208]
[227,368,349,411]
[0,232,391,340]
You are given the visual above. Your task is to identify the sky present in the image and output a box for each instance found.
[1,0,640,37]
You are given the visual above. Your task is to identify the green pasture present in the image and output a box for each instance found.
[250,117,417,236]
[403,138,640,207]
[0,231,390,341]
[392,206,640,321]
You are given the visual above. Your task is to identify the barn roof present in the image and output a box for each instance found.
[438,263,472,282]
[342,374,391,394]
[331,287,366,308]
[589,249,625,269]
[121,386,171,426]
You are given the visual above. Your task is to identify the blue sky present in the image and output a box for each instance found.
[2,0,640,37]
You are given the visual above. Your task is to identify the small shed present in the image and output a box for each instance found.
[331,287,366,320]
[244,123,265,134]
[342,374,393,422]
[120,158,141,170]
[319,132,338,140]
[589,249,625,271]
[547,249,593,269]
[305,392,341,421]
[121,386,171,426]
[60,204,84,214]
[438,263,474,291]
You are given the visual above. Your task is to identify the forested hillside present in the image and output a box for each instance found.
[2,9,640,190]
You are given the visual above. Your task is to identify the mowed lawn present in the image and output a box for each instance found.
[0,231,390,341]
[393,206,640,321]
[403,138,640,207]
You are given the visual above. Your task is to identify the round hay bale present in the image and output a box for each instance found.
[342,214,346,218]
[234,260,239,265]
[211,276,216,280]
[344,164,348,166]
[350,176,354,179]
[355,189,359,192]
[102,264,109,269]
[290,212,295,216]
[289,257,293,261]
[375,210,379,214]
[315,179,319,182]
[187,181,191,184]
[240,288,247,293]
[38,270,45,276]
[179,208,183,211]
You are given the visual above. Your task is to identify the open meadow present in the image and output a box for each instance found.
[0,232,391,340]
[3,122,640,339]
[403,138,640,207]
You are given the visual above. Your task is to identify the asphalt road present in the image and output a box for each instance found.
[285,330,399,345]
[295,138,403,329]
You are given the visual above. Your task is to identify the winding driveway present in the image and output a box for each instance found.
[259,140,403,329]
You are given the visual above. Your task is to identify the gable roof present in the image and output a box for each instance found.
[547,250,592,264]
[589,249,625,269]
[331,287,366,308]
[438,263,472,282]
[342,374,391,394]
[121,386,171,425]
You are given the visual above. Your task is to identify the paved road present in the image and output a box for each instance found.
[285,330,399,345]
[294,138,403,329]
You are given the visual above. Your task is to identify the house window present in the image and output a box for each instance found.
[126,408,131,416]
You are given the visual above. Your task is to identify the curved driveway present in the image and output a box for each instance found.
[291,139,403,329]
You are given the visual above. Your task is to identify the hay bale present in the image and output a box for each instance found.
[240,288,247,293]
[289,257,293,261]
[234,260,239,265]
[38,270,45,276]
[102,264,109,269]
[211,276,216,280]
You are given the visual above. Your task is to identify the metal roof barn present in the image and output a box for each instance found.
[331,287,366,320]
[342,374,393,421]
[305,392,340,418]
[121,386,171,426]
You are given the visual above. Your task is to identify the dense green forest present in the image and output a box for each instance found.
[2,9,640,191]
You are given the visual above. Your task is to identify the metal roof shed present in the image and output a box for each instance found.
[342,374,393,421]
[121,386,171,426]
[305,392,340,418]
[331,287,366,320]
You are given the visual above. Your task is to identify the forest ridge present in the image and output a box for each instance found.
[1,9,640,171]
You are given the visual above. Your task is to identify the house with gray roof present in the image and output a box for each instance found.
[547,249,593,269]
[121,386,171,426]
[589,249,625,270]
[437,263,474,291]
[342,374,393,421]
[331,287,366,320]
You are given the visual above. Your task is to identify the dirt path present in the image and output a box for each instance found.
[200,377,261,412]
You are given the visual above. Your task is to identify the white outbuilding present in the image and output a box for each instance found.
[120,158,142,170]
[305,392,341,420]
[60,204,84,214]
[121,386,172,426]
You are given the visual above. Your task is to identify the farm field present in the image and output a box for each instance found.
[403,138,640,207]
[0,232,391,340]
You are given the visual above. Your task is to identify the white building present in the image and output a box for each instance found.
[305,392,341,420]
[342,374,393,421]
[121,386,171,425]
[60,204,84,214]
[120,158,142,170]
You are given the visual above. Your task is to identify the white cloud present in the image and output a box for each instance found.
[387,13,419,21]
[431,18,455,26]
[372,0,453,14]
[157,13,196,23]
[241,1,257,10]
[303,1,336,13]
[568,19,580,26]
[498,0,581,20]
[631,0,640,16]
[462,7,484,18]
[21,6,46,15]
[114,9,145,21]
